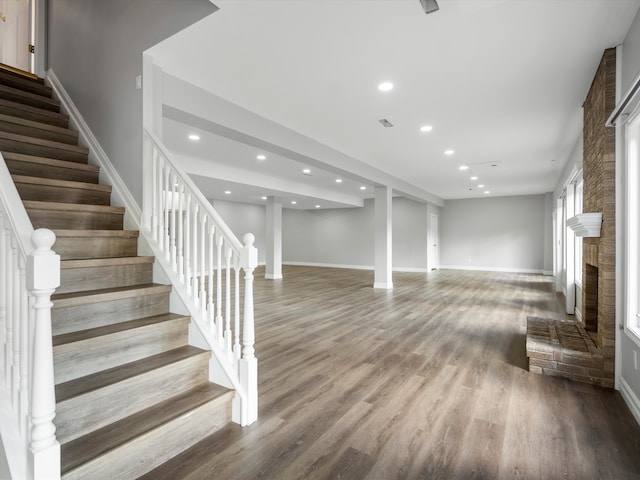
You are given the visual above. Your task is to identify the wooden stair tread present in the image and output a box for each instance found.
[1,152,99,172]
[24,200,124,213]
[61,256,153,269]
[55,345,208,402]
[53,313,188,347]
[0,130,88,154]
[0,83,60,111]
[54,229,137,238]
[0,64,44,84]
[0,98,68,127]
[52,283,171,308]
[60,383,232,474]
[0,112,77,137]
[12,174,111,192]
[0,70,50,96]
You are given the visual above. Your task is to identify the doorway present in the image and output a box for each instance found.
[0,0,30,72]
[429,213,439,271]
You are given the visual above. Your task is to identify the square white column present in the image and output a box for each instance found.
[265,197,282,280]
[374,186,393,289]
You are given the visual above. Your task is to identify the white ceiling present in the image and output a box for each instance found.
[149,0,640,208]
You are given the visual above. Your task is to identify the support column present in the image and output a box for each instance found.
[374,186,393,289]
[265,197,282,280]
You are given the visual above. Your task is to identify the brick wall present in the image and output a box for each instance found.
[582,47,616,383]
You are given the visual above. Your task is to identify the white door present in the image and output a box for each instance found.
[429,213,439,270]
[0,0,30,71]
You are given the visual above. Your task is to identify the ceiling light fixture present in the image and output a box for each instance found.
[484,191,491,194]
[420,125,433,133]
[291,201,297,205]
[445,149,455,155]
[261,196,267,200]
[335,179,343,183]
[224,190,231,195]
[478,184,485,188]
[378,82,394,92]
[459,165,469,171]
[188,134,200,141]
[470,176,478,181]
[360,186,366,190]
[256,154,266,160]
[303,168,311,175]
[419,0,440,15]
[315,205,321,209]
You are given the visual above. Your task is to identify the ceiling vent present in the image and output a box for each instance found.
[379,119,394,128]
[419,0,439,14]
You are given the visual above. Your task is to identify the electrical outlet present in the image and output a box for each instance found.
[135,74,142,90]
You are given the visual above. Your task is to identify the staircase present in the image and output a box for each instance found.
[0,68,235,479]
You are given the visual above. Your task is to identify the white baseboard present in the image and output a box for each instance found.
[575,307,583,323]
[620,377,640,427]
[282,261,428,273]
[373,282,393,289]
[46,69,142,227]
[439,265,546,274]
[265,273,283,280]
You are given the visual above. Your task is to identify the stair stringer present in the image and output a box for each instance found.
[45,68,248,423]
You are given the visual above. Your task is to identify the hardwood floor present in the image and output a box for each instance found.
[142,266,640,480]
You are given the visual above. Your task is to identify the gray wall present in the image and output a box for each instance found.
[440,195,546,272]
[47,0,217,205]
[210,200,266,264]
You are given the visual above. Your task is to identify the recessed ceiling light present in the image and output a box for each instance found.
[445,149,455,155]
[291,200,297,205]
[257,154,266,160]
[303,168,311,175]
[378,82,394,92]
[335,179,343,183]
[420,125,433,133]
[459,165,469,171]
[470,176,478,181]
[478,184,485,188]
[315,205,321,209]
[224,190,231,195]
[360,186,366,190]
[484,191,491,194]
[261,196,267,200]
[188,134,200,141]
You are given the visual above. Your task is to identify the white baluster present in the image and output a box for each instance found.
[19,256,29,437]
[27,229,60,479]
[225,246,232,359]
[208,224,215,332]
[169,172,177,271]
[163,165,171,258]
[199,213,207,317]
[177,183,184,282]
[184,193,192,294]
[238,233,258,425]
[12,237,21,411]
[5,228,13,387]
[216,235,223,343]
[191,204,199,304]
[151,149,158,241]
[157,159,165,253]
[234,256,240,364]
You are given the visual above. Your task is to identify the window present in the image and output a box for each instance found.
[626,108,640,342]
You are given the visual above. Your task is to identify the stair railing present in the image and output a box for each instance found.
[0,152,61,479]
[142,128,258,426]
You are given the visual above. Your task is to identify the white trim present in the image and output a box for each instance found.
[543,270,553,276]
[282,261,429,273]
[373,282,393,289]
[575,307,583,324]
[620,377,640,427]
[439,265,546,275]
[265,273,283,280]
[46,69,142,228]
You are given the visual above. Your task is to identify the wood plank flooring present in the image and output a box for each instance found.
[142,266,640,480]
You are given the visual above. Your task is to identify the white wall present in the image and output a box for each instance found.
[440,195,546,273]
[47,0,218,205]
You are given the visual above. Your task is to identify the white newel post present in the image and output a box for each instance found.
[238,233,257,425]
[27,229,60,480]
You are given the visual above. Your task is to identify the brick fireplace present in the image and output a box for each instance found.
[526,48,616,388]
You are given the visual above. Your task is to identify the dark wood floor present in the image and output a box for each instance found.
[143,267,640,480]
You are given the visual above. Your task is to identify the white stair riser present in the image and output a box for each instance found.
[54,318,189,384]
[61,391,233,480]
[52,292,170,335]
[55,352,210,444]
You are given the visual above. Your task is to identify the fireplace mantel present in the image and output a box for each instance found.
[567,213,602,237]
